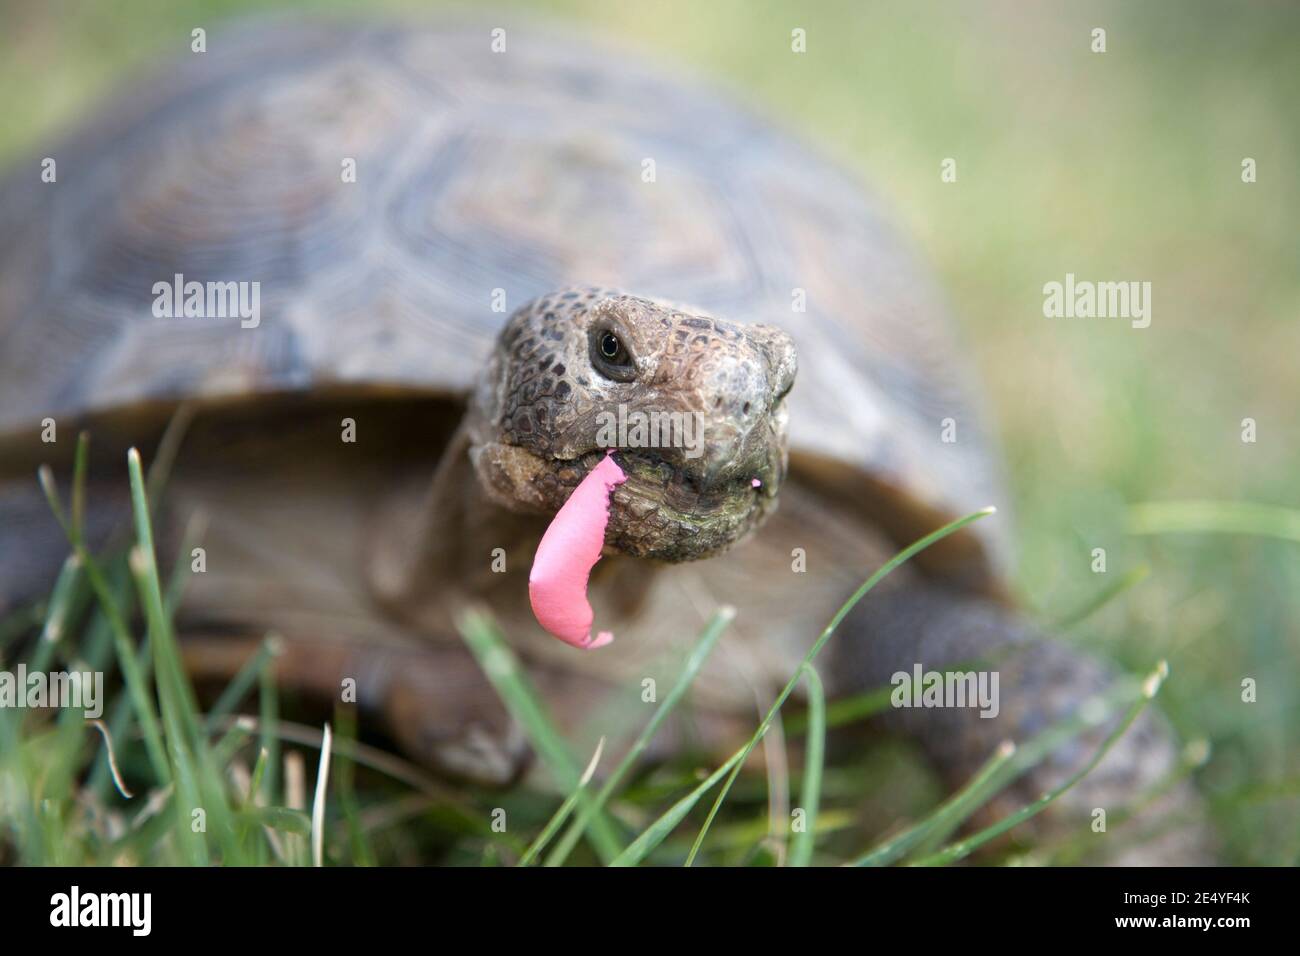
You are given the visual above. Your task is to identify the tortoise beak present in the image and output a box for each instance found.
[751,324,798,408]
[692,408,787,498]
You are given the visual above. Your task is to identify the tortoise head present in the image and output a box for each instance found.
[467,289,797,561]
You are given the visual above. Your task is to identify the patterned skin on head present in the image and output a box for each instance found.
[467,289,796,561]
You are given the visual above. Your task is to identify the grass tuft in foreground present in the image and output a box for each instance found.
[0,448,1229,866]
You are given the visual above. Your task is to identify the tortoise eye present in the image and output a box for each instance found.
[591,327,636,381]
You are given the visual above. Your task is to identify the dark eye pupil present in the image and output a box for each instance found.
[601,332,620,358]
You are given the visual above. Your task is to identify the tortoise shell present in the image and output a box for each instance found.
[0,18,1008,583]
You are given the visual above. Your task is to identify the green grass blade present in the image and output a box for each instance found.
[87,516,198,795]
[127,449,204,742]
[26,555,81,676]
[145,402,195,506]
[86,562,153,797]
[331,705,376,867]
[788,664,825,867]
[1034,738,1210,864]
[1129,500,1300,543]
[816,685,895,730]
[259,659,281,806]
[128,448,241,862]
[911,661,1168,866]
[70,430,89,538]
[36,464,69,537]
[244,806,311,836]
[127,549,207,865]
[850,740,1016,866]
[204,634,282,731]
[85,553,167,783]
[37,456,168,785]
[683,506,997,866]
[458,608,623,863]
[30,565,96,801]
[1054,564,1150,630]
[246,747,270,810]
[786,656,994,735]
[519,785,585,867]
[164,512,206,615]
[519,737,605,866]
[610,746,749,866]
[544,605,734,866]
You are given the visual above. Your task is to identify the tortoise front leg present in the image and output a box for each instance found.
[829,582,1216,865]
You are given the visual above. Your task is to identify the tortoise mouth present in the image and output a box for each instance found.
[551,439,781,563]
[558,391,790,562]
[474,393,792,563]
[611,447,772,506]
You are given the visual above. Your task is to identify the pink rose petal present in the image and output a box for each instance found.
[528,452,626,650]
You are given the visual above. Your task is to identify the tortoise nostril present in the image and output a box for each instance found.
[743,401,752,415]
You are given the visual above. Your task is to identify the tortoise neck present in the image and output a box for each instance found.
[366,423,546,631]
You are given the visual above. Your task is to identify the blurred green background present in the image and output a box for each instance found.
[1,0,1296,863]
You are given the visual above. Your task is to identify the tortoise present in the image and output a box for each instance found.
[0,18,1208,862]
